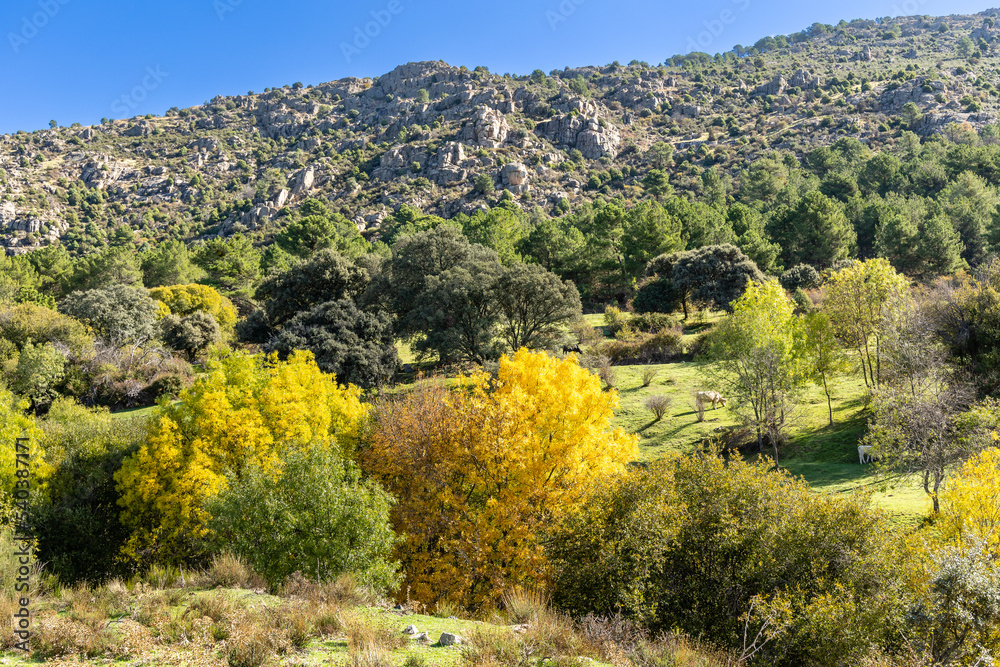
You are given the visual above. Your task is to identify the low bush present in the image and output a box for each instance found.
[594,329,683,365]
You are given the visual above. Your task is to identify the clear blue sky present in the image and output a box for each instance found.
[0,0,996,133]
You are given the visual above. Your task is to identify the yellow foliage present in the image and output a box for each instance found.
[114,349,368,564]
[0,389,46,497]
[147,284,238,335]
[938,446,1000,553]
[362,349,637,611]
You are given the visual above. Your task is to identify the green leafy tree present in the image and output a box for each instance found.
[140,239,204,287]
[277,198,368,258]
[802,312,851,425]
[70,246,143,292]
[620,201,685,276]
[255,249,370,328]
[672,244,764,313]
[59,286,159,346]
[824,258,911,390]
[642,169,673,199]
[727,203,781,274]
[10,341,66,406]
[208,446,400,591]
[549,454,906,667]
[708,279,802,458]
[266,299,398,389]
[192,233,262,297]
[494,262,582,352]
[901,102,923,129]
[160,311,222,360]
[770,191,856,269]
[458,205,529,264]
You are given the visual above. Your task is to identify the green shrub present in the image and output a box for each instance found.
[548,454,906,667]
[594,330,683,365]
[208,446,401,591]
[33,399,149,583]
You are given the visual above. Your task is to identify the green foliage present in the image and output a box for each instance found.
[192,233,262,297]
[672,244,764,313]
[33,400,149,583]
[780,264,821,291]
[140,239,204,287]
[59,286,159,346]
[457,206,529,264]
[255,249,370,329]
[266,299,398,389]
[277,198,369,258]
[70,246,143,292]
[770,191,855,269]
[549,454,906,667]
[494,262,582,351]
[474,173,495,194]
[160,311,221,360]
[208,446,401,591]
[10,341,65,405]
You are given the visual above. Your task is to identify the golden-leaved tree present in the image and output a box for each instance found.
[115,349,368,565]
[148,283,238,336]
[362,348,638,611]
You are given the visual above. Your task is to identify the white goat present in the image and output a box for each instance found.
[695,391,728,410]
[858,445,874,464]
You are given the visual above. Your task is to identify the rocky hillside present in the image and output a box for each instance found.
[3,10,1000,254]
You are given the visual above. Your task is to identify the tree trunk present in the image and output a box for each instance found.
[823,374,833,426]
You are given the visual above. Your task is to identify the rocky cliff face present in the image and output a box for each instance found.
[2,10,1000,254]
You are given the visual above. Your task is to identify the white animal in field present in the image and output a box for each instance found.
[695,391,728,410]
[858,445,874,464]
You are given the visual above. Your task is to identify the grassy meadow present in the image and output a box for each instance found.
[581,312,930,526]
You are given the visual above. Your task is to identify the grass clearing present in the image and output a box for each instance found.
[597,310,930,525]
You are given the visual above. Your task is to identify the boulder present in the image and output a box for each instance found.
[291,167,315,194]
[501,162,530,193]
[0,202,15,227]
[438,632,463,646]
[753,75,787,97]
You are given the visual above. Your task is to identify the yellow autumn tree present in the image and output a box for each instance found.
[937,445,1000,554]
[361,348,638,611]
[115,349,368,565]
[148,284,238,336]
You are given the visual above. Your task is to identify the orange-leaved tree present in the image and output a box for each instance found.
[114,349,368,565]
[361,348,638,611]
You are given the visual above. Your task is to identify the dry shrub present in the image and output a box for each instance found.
[461,627,537,667]
[344,613,408,653]
[595,330,684,365]
[501,587,549,624]
[645,395,671,421]
[629,632,737,667]
[349,646,394,667]
[282,571,376,607]
[599,361,618,389]
[641,367,658,387]
[0,596,22,650]
[694,394,706,423]
[188,592,243,623]
[226,621,277,667]
[526,606,588,658]
[32,613,116,659]
[577,612,646,654]
[206,551,264,589]
[271,603,314,649]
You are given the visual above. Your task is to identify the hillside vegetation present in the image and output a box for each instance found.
[4,8,1000,667]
